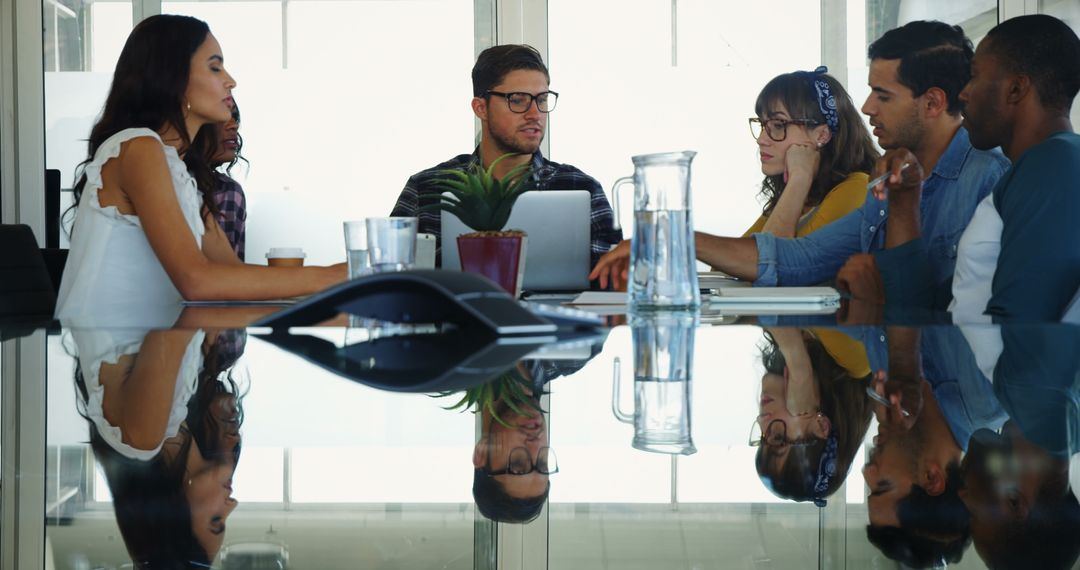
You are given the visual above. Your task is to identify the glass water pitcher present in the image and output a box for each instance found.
[614,151,700,310]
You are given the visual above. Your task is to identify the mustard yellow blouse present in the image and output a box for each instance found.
[741,172,870,238]
[809,327,872,379]
[741,173,872,379]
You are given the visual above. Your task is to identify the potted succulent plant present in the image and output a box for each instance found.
[421,153,532,297]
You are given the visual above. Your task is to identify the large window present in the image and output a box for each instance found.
[44,0,133,248]
[844,0,997,147]
[44,0,479,262]
[1039,0,1080,130]
[549,0,822,240]
[160,0,478,265]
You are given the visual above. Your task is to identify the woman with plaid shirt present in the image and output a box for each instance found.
[211,103,247,261]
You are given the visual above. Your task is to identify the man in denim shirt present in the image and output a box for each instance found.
[860,324,1007,567]
[844,16,1080,321]
[590,22,1009,294]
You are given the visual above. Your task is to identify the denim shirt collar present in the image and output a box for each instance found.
[929,126,972,182]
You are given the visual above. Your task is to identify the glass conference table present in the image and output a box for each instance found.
[1,299,1077,570]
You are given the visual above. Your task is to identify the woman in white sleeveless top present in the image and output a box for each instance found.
[72,326,242,565]
[55,15,345,322]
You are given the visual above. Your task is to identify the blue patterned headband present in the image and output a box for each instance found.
[812,431,839,508]
[797,65,839,134]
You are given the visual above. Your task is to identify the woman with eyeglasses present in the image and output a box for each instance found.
[744,66,879,238]
[590,67,878,287]
[753,327,874,506]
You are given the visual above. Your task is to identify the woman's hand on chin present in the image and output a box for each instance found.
[783,143,820,184]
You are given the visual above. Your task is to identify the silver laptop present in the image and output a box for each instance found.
[441,190,591,291]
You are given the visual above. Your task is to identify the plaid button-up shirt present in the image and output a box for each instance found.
[390,149,622,269]
[213,172,247,261]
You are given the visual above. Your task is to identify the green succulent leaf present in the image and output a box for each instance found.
[423,153,533,232]
[429,367,541,427]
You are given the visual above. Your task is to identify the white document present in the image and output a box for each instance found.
[568,291,627,305]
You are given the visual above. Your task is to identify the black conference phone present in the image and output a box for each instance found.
[253,269,601,334]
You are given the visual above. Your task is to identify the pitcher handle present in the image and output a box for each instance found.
[611,356,632,423]
[610,176,635,232]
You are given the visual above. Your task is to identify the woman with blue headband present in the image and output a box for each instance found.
[745,66,879,238]
[753,327,874,507]
[591,67,878,287]
[741,69,877,506]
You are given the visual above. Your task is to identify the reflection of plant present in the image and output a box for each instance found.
[434,368,544,428]
[419,153,532,233]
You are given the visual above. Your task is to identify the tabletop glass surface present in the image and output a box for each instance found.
[2,303,1077,570]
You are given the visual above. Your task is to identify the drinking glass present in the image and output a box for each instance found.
[366,217,418,272]
[343,220,370,279]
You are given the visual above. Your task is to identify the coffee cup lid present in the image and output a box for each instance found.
[266,247,306,259]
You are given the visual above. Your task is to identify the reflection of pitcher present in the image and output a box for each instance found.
[614,151,700,310]
[612,312,697,455]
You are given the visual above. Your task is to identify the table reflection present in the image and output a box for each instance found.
[438,342,603,524]
[960,325,1080,569]
[863,324,1079,569]
[70,327,244,567]
[755,327,873,507]
[469,370,551,524]
[613,312,698,456]
[5,304,1077,569]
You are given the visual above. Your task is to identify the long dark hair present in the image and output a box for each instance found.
[755,71,879,217]
[71,15,220,218]
[74,334,244,569]
[213,101,249,177]
[755,330,874,502]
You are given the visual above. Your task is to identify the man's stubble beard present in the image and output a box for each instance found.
[486,122,543,157]
[884,105,927,152]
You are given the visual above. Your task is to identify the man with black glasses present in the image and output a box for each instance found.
[390,44,621,268]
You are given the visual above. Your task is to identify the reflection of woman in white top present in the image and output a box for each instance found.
[73,326,243,568]
[55,15,345,322]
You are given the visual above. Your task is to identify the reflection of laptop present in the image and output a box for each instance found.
[441,190,590,291]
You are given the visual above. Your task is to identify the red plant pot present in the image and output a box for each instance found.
[457,234,528,297]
